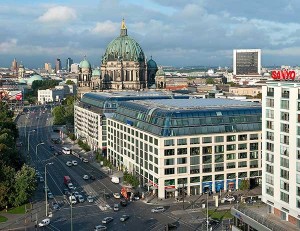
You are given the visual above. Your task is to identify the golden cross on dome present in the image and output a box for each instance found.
[121,18,127,29]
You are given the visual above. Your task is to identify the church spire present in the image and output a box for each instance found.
[120,18,127,36]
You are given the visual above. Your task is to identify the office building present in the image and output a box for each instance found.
[74,92,189,151]
[45,63,52,73]
[70,63,79,73]
[262,81,300,228]
[107,98,262,199]
[55,58,61,73]
[11,58,18,71]
[233,49,261,76]
[66,57,73,72]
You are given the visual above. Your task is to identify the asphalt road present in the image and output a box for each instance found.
[16,105,209,231]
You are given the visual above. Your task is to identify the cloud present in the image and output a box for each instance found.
[91,20,119,36]
[38,6,76,23]
[0,39,17,52]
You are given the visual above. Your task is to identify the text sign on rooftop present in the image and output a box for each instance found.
[271,70,296,81]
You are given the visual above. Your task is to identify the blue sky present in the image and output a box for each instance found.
[1,0,300,68]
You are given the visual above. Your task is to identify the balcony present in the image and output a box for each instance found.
[281,92,290,99]
[267,92,274,97]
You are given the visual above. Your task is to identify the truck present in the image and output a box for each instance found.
[64,176,71,185]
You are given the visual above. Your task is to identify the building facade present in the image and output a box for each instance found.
[262,81,300,229]
[233,49,262,76]
[55,58,62,73]
[107,98,262,199]
[66,58,73,72]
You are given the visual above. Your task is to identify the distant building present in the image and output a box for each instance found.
[37,84,75,104]
[18,63,25,79]
[66,58,73,72]
[11,58,18,72]
[70,63,79,73]
[55,58,61,73]
[45,63,52,73]
[233,49,262,76]
[229,86,262,97]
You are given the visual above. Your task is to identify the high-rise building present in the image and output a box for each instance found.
[66,57,73,72]
[45,63,52,73]
[55,58,61,73]
[262,80,300,229]
[233,49,261,76]
[11,58,18,71]
[70,63,79,73]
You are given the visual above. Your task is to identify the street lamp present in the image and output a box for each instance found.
[27,129,36,154]
[45,162,53,217]
[206,192,209,231]
[35,142,45,170]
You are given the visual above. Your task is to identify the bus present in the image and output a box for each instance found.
[62,147,71,154]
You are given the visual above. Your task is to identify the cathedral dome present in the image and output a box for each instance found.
[156,68,165,76]
[79,57,91,69]
[102,19,145,64]
[92,69,101,76]
[27,74,43,85]
[147,57,157,69]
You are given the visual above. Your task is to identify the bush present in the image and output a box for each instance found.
[68,133,76,141]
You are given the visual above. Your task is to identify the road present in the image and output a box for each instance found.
[15,105,212,231]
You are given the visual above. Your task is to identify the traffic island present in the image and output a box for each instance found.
[0,215,8,223]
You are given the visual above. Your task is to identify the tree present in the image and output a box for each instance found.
[31,80,60,96]
[52,106,66,125]
[12,165,36,207]
[239,179,250,190]
[65,80,75,85]
[206,77,215,84]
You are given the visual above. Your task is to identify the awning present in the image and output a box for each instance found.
[165,188,176,192]
[150,186,158,190]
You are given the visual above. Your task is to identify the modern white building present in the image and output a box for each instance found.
[262,81,300,228]
[37,85,75,104]
[233,49,262,76]
[107,98,262,199]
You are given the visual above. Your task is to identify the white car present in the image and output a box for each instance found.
[77,195,84,203]
[151,207,165,213]
[39,176,44,182]
[83,175,89,180]
[73,191,80,197]
[223,195,235,202]
[66,161,72,167]
[72,160,78,166]
[69,196,77,204]
[113,193,120,199]
[47,192,54,199]
[83,158,89,163]
[94,225,107,231]
[67,183,74,190]
[38,218,50,227]
[87,195,94,203]
[102,217,113,224]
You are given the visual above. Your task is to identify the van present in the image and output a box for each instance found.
[111,176,119,184]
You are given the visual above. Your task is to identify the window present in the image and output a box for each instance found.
[177,148,187,155]
[238,161,247,168]
[250,151,259,159]
[227,153,236,160]
[164,158,174,166]
[227,135,236,142]
[202,164,212,173]
[215,174,224,180]
[266,109,274,119]
[266,98,274,107]
[164,139,174,146]
[164,168,174,175]
[280,157,289,168]
[190,147,200,156]
[280,146,289,156]
[280,191,289,203]
[281,100,289,110]
[177,138,187,145]
[226,162,236,169]
[177,157,187,164]
[215,154,224,163]
[250,160,259,168]
[281,112,289,121]
[177,167,187,174]
[266,185,274,196]
[190,176,200,183]
[280,180,289,192]
[215,163,224,172]
[203,146,212,154]
[202,137,212,143]
[238,172,247,178]
[280,169,289,180]
[280,135,289,145]
[266,174,273,185]
[190,165,200,174]
[282,89,289,98]
[266,164,274,174]
[190,137,200,144]
[266,142,274,152]
[215,145,224,153]
[238,143,247,150]
[227,144,236,151]
[238,152,247,159]
[214,136,224,143]
[238,134,247,141]
[250,143,259,151]
[266,121,274,130]
[203,155,212,164]
[266,131,274,141]
[190,156,200,165]
[227,173,236,179]
[250,134,259,140]
[164,149,175,156]
[164,179,175,186]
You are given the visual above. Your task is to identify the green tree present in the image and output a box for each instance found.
[0,164,15,208]
[12,165,36,207]
[206,77,215,84]
[52,106,66,125]
[239,179,250,190]
[31,80,60,96]
[65,80,75,85]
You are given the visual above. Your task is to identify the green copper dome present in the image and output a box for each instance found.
[147,58,157,69]
[92,69,101,76]
[79,57,91,69]
[156,68,165,76]
[27,74,43,85]
[102,19,145,63]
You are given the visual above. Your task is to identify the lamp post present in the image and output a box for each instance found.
[35,142,45,170]
[45,162,53,217]
[206,192,209,231]
[27,129,36,154]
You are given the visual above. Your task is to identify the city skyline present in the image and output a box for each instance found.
[1,0,300,68]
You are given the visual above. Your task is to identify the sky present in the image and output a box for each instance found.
[1,0,300,69]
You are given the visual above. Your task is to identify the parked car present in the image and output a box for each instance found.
[151,207,165,213]
[90,175,96,180]
[83,158,89,163]
[73,191,80,197]
[77,195,84,203]
[113,204,119,211]
[63,188,69,195]
[120,215,130,222]
[104,193,111,199]
[38,218,50,227]
[66,161,72,167]
[47,192,54,199]
[94,225,107,231]
[69,196,77,204]
[39,176,44,182]
[120,199,127,207]
[113,193,121,199]
[87,195,94,203]
[102,217,114,224]
[83,175,89,180]
[67,183,74,190]
[72,160,78,166]
[51,202,60,210]
[223,195,235,202]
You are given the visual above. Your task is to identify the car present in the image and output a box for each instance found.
[104,193,111,199]
[223,195,235,202]
[151,206,165,213]
[94,225,107,231]
[77,195,84,203]
[49,145,55,151]
[113,203,119,211]
[90,175,96,180]
[72,160,78,166]
[58,151,63,155]
[113,193,121,199]
[167,222,179,230]
[120,215,130,222]
[47,192,54,199]
[67,183,74,190]
[83,175,89,180]
[39,176,44,182]
[63,188,69,195]
[69,196,77,204]
[208,219,220,227]
[87,195,94,203]
[53,152,58,156]
[120,199,127,207]
[66,161,72,167]
[73,191,80,197]
[43,186,50,192]
[111,176,119,184]
[102,217,113,224]
[52,202,60,210]
[38,218,50,227]
[83,158,89,163]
